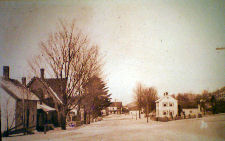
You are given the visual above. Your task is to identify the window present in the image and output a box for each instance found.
[163,111,167,115]
[163,103,167,107]
[169,103,173,107]
[190,110,192,113]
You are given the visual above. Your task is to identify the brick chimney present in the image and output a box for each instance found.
[164,92,168,96]
[3,66,9,79]
[40,68,44,79]
[22,77,26,86]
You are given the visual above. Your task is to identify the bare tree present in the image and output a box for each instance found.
[28,20,102,129]
[142,87,158,123]
[134,83,144,119]
[134,83,158,122]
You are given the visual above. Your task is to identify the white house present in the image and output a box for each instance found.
[182,105,201,116]
[155,92,178,118]
[107,102,122,114]
[1,66,39,135]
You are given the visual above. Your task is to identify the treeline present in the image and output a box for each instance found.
[134,82,225,118]
[171,87,225,114]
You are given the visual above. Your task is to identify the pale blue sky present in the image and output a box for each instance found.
[0,0,224,104]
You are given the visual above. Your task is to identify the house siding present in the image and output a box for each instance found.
[156,96,178,118]
[1,88,16,133]
[183,107,200,116]
[15,100,37,130]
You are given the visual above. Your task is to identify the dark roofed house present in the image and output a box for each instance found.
[107,102,122,114]
[27,69,66,128]
[1,66,39,136]
[126,102,142,117]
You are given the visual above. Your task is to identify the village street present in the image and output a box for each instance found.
[3,114,225,141]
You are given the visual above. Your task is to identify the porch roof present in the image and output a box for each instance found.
[37,103,56,112]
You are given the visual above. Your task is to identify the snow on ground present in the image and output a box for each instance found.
[3,114,225,141]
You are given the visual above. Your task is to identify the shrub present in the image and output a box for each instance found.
[191,114,196,118]
[150,116,157,121]
[158,117,168,122]
[198,114,202,118]
[175,116,182,120]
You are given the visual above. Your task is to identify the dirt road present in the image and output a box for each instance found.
[3,114,225,141]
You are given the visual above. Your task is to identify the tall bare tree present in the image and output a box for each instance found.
[28,20,102,129]
[134,83,158,122]
[142,87,158,123]
[134,83,144,119]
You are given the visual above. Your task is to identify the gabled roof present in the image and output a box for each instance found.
[27,77,64,104]
[109,102,122,107]
[126,101,137,108]
[44,78,67,101]
[0,77,39,101]
[155,95,177,103]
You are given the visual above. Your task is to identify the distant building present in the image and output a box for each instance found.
[107,102,122,114]
[155,92,178,118]
[1,66,39,135]
[101,109,107,116]
[126,101,142,116]
[182,105,201,116]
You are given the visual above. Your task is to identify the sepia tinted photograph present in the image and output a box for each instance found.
[0,0,224,141]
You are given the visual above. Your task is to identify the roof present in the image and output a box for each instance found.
[27,77,64,104]
[0,77,39,101]
[109,102,122,107]
[44,78,67,101]
[126,101,137,108]
[37,103,56,112]
[128,106,139,111]
[155,95,177,103]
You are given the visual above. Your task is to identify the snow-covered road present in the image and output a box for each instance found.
[3,114,225,141]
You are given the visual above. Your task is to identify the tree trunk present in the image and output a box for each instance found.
[26,109,30,133]
[88,112,91,124]
[139,109,141,119]
[57,111,61,127]
[61,112,66,130]
[84,110,87,124]
[77,104,81,121]
[146,104,149,123]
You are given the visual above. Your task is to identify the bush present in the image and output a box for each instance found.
[158,117,168,122]
[190,114,196,118]
[168,117,173,121]
[150,116,157,121]
[175,116,182,120]
[97,117,102,121]
[75,121,82,126]
[198,114,202,118]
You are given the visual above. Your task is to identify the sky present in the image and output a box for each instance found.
[0,0,224,104]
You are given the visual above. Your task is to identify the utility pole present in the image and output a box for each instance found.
[146,104,149,123]
[216,48,225,50]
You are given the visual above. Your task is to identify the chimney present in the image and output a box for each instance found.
[22,77,26,86]
[164,92,168,96]
[3,66,9,79]
[40,68,44,79]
